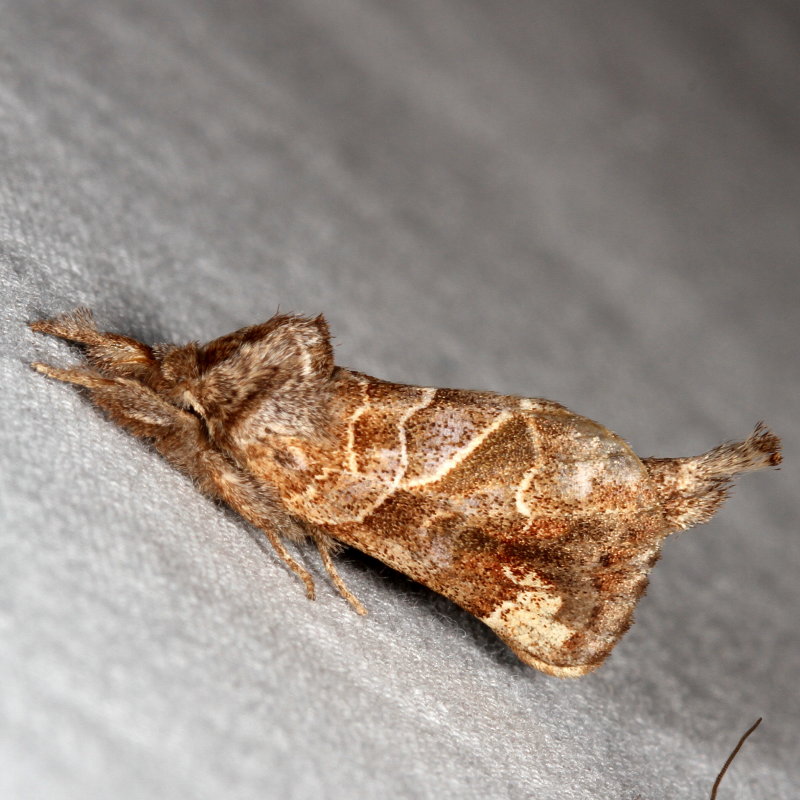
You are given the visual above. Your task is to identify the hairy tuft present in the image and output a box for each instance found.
[643,424,781,531]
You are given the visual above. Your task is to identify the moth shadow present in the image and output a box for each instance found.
[340,547,527,672]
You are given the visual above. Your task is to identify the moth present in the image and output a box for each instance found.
[30,309,781,677]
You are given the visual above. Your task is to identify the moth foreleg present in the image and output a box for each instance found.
[32,362,317,600]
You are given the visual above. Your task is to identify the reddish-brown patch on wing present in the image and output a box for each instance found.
[331,491,666,675]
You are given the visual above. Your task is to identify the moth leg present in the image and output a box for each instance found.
[32,361,317,600]
[256,523,316,601]
[311,529,367,615]
[30,309,157,381]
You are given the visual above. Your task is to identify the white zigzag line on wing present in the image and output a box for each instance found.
[403,409,514,488]
[350,387,437,522]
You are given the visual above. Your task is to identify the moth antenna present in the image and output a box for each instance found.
[30,307,156,378]
[312,530,367,615]
[643,424,781,532]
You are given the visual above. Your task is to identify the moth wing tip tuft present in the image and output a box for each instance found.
[748,422,782,467]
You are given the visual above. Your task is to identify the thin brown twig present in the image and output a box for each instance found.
[710,717,762,800]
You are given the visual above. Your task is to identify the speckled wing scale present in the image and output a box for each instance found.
[30,310,782,677]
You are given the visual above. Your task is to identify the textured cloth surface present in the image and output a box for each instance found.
[1,1,798,798]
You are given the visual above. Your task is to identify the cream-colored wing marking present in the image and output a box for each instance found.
[481,568,584,676]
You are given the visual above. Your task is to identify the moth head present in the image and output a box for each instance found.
[155,314,335,440]
[153,341,203,412]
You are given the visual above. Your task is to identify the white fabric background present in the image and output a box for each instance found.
[1,1,798,798]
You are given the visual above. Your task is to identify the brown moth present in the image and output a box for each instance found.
[30,309,781,677]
